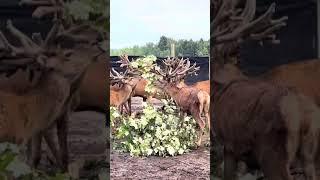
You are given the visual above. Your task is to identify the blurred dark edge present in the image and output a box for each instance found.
[210,0,317,177]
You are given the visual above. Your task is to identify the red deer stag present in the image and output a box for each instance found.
[20,0,108,113]
[212,64,320,180]
[110,67,140,115]
[153,57,210,147]
[18,0,108,170]
[212,0,320,179]
[0,19,85,147]
[0,18,105,170]
[117,55,166,103]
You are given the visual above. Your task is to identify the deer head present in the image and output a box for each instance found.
[110,55,141,88]
[211,0,288,67]
[0,18,106,93]
[211,0,288,83]
[110,68,139,89]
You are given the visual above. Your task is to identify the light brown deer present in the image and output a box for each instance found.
[110,65,141,115]
[211,0,320,179]
[153,57,210,147]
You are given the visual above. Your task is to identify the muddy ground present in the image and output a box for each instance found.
[110,97,210,180]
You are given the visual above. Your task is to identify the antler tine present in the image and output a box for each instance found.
[20,0,64,19]
[6,20,43,55]
[0,20,45,61]
[118,54,130,68]
[176,59,200,76]
[212,0,288,44]
[169,57,187,76]
[156,57,200,82]
[153,65,167,78]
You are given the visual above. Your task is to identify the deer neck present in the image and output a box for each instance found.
[163,84,186,104]
[119,84,132,101]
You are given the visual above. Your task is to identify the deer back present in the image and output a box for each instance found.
[212,79,293,155]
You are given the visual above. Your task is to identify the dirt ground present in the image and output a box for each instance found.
[39,111,108,178]
[110,146,210,180]
[110,97,210,180]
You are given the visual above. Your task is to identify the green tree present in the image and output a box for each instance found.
[158,36,169,51]
[111,37,209,57]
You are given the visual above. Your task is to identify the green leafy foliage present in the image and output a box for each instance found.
[130,55,158,94]
[0,143,70,180]
[110,56,198,157]
[111,36,209,57]
[64,0,109,32]
[112,99,198,157]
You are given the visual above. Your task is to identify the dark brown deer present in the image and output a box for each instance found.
[17,0,108,171]
[0,19,105,170]
[0,17,102,149]
[117,55,166,104]
[212,64,320,180]
[153,57,210,147]
[211,0,320,180]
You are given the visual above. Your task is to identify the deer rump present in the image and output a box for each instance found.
[213,79,320,178]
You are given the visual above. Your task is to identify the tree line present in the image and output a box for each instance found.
[111,36,209,57]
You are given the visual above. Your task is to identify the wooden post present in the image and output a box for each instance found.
[170,43,175,57]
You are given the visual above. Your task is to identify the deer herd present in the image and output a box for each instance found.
[1,0,320,179]
[110,55,211,146]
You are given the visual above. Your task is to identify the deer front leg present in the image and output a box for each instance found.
[56,113,69,172]
[43,127,64,170]
[300,133,318,180]
[224,148,237,180]
[28,133,42,168]
[118,104,123,114]
[128,98,132,115]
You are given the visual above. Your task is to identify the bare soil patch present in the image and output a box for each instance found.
[110,146,210,180]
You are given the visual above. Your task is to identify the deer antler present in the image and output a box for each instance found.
[118,54,131,68]
[0,20,45,59]
[110,68,130,84]
[154,57,200,82]
[212,0,287,44]
[20,0,64,19]
[212,0,288,65]
[0,18,78,84]
[116,55,142,77]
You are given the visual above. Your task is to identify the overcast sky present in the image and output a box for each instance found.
[110,0,210,49]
